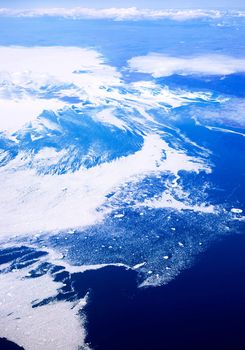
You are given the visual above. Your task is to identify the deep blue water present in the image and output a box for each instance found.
[70,232,245,350]
[1,231,245,350]
[0,338,24,350]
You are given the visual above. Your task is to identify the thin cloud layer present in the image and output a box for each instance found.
[0,7,236,21]
[128,54,245,77]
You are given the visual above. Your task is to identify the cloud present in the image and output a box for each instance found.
[0,46,121,131]
[128,54,245,77]
[0,7,229,21]
[0,47,217,132]
[0,98,65,132]
[0,46,121,93]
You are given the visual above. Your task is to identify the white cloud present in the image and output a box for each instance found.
[0,47,217,133]
[0,46,121,94]
[128,54,245,77]
[0,46,121,132]
[0,7,226,21]
[0,98,65,133]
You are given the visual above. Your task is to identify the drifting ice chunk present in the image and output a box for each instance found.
[114,213,125,218]
[231,208,243,214]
